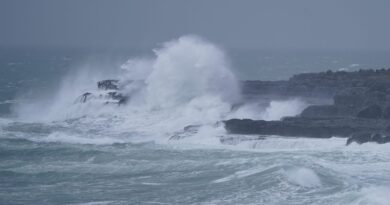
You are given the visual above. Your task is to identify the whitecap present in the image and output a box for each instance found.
[283,167,322,188]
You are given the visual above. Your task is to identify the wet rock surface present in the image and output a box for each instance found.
[97,80,119,90]
[76,80,128,105]
[76,69,390,145]
[227,68,390,145]
[225,118,390,139]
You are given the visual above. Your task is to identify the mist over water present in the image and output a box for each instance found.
[13,35,302,144]
[1,36,390,204]
[145,36,240,108]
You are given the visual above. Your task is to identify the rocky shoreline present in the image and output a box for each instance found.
[227,68,390,145]
[77,68,390,145]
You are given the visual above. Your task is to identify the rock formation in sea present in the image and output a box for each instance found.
[227,68,390,145]
[76,80,129,105]
[76,68,390,145]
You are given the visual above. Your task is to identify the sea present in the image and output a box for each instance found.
[1,36,390,205]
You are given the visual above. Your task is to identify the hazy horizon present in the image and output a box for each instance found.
[1,0,390,51]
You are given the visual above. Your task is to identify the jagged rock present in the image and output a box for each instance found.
[80,69,390,146]
[75,79,131,105]
[226,68,390,146]
[77,91,128,105]
[97,80,119,90]
[357,105,383,119]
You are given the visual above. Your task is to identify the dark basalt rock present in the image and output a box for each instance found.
[77,91,128,105]
[224,118,390,139]
[357,105,383,119]
[300,105,339,118]
[384,106,390,119]
[97,80,119,90]
[75,79,131,105]
[226,68,390,146]
[242,68,390,99]
[333,87,368,108]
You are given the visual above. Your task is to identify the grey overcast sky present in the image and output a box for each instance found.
[1,0,390,50]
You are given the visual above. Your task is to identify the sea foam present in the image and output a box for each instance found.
[14,35,307,146]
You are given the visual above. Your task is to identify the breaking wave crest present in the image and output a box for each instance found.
[3,36,390,205]
[13,35,306,146]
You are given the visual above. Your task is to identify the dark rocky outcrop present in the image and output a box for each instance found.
[383,106,390,119]
[97,80,119,90]
[242,68,390,98]
[75,68,390,146]
[227,68,390,145]
[225,118,390,139]
[300,88,390,120]
[76,80,128,105]
[300,105,339,118]
[357,105,383,119]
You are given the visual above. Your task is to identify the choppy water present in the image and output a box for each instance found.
[2,120,390,205]
[1,37,390,205]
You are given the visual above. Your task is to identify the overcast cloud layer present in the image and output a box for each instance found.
[1,0,390,50]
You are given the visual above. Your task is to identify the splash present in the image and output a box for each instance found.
[122,35,240,108]
[261,99,306,121]
[13,35,306,146]
[358,186,390,205]
[283,167,322,188]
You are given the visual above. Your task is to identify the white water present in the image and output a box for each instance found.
[283,167,322,188]
[13,35,306,146]
[4,36,390,204]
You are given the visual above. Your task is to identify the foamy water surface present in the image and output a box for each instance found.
[1,36,390,204]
